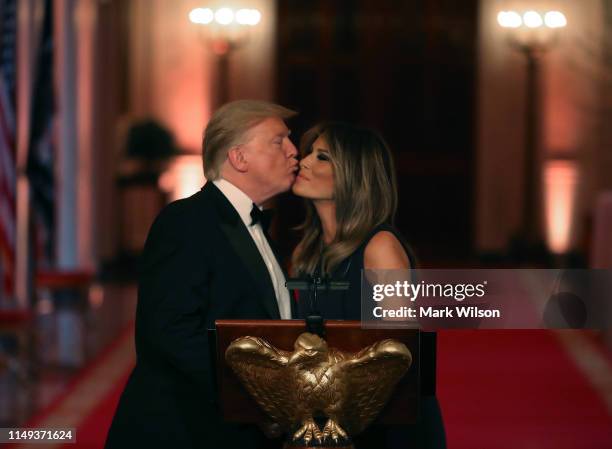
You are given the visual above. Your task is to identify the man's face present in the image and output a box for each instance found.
[241,117,298,201]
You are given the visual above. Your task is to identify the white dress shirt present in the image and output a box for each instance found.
[213,179,292,319]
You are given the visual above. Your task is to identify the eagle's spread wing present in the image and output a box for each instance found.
[225,336,296,429]
[339,340,412,435]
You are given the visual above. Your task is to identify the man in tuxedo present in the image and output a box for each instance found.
[105,100,298,449]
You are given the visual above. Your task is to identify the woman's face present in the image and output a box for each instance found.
[292,135,335,201]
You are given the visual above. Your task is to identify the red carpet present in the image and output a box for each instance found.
[6,324,135,449]
[11,328,612,448]
[56,369,132,449]
[437,330,612,449]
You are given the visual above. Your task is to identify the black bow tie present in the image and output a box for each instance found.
[250,203,274,232]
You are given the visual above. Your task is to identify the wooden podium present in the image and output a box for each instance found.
[211,319,424,428]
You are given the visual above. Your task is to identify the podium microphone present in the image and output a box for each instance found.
[286,277,349,338]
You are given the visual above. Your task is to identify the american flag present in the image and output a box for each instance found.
[0,0,17,301]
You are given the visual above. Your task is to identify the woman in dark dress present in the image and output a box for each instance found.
[291,122,446,449]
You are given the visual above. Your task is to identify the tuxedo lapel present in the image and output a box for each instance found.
[201,183,280,319]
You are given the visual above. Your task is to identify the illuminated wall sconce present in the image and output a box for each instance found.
[543,158,578,254]
[496,9,568,259]
[189,7,261,54]
[189,5,262,107]
[497,10,567,50]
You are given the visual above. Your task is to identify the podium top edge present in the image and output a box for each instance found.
[215,319,361,328]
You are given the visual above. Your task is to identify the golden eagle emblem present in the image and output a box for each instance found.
[225,333,412,445]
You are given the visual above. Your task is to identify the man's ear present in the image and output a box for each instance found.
[227,145,248,173]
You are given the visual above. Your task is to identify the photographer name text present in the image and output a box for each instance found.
[372,305,501,319]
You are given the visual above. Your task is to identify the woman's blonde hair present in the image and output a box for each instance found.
[203,100,297,180]
[293,122,398,275]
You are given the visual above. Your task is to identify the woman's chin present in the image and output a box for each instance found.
[292,185,305,197]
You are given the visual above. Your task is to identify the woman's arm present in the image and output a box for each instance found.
[364,231,413,324]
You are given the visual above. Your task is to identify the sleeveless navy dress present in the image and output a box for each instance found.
[294,223,415,320]
[293,224,446,449]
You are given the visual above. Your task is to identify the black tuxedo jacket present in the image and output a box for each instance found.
[105,182,284,449]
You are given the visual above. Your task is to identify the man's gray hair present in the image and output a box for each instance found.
[203,100,297,180]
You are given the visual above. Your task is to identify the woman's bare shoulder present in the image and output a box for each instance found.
[364,231,411,270]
